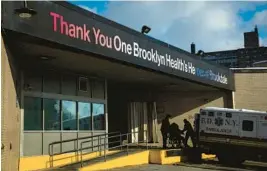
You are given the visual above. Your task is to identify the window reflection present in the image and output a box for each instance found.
[44,99,60,130]
[62,100,77,130]
[24,97,42,130]
[23,96,106,131]
[92,103,105,130]
[78,102,91,130]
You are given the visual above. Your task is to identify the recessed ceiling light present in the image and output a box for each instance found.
[15,1,37,19]
[39,56,55,61]
[40,56,49,60]
[15,7,37,18]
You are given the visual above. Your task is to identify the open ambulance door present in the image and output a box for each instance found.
[194,113,200,142]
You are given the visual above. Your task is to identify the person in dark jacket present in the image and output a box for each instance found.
[182,119,196,148]
[161,114,171,149]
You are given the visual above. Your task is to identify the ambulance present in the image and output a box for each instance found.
[195,107,267,165]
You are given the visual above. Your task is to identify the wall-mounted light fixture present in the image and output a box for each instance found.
[141,25,151,34]
[15,0,37,18]
[40,56,49,60]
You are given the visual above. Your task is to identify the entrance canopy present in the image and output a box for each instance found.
[2,1,234,90]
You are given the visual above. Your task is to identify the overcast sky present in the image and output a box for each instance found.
[70,1,267,52]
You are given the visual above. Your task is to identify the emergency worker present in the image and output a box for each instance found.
[160,114,171,149]
[182,119,196,148]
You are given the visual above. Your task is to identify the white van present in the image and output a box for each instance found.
[195,107,267,165]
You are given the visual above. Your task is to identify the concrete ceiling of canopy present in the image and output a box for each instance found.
[8,37,219,92]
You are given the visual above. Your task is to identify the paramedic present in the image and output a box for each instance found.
[161,114,171,149]
[182,119,196,148]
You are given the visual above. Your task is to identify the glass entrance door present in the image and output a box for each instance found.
[128,102,147,143]
[128,102,158,143]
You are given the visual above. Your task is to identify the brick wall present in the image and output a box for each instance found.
[234,71,267,111]
[1,35,21,171]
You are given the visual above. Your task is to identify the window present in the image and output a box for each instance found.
[78,102,91,130]
[208,112,214,117]
[62,100,77,130]
[44,99,60,130]
[24,97,42,130]
[242,120,254,131]
[92,103,105,130]
[217,112,222,116]
[201,111,206,115]
[226,112,232,118]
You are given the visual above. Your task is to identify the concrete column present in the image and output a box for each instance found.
[224,90,234,108]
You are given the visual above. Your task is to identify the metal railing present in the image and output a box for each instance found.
[48,130,148,168]
[80,130,148,167]
[48,132,119,167]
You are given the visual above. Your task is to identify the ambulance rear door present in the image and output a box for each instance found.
[239,113,257,138]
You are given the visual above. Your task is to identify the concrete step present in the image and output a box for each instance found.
[150,148,216,165]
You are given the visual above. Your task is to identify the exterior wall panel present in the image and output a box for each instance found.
[234,72,267,111]
[43,133,61,155]
[78,132,93,152]
[61,133,78,153]
[92,132,106,151]
[23,133,43,156]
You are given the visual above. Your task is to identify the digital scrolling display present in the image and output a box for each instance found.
[50,11,228,85]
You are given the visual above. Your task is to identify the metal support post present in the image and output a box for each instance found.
[98,136,101,156]
[137,131,139,147]
[51,145,54,167]
[146,130,148,150]
[126,134,129,156]
[120,133,122,151]
[74,140,77,161]
[91,137,93,152]
[104,135,107,162]
[80,143,83,167]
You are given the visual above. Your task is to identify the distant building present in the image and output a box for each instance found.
[244,26,259,48]
[198,26,267,68]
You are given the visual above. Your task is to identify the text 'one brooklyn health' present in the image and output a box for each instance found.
[50,12,228,85]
